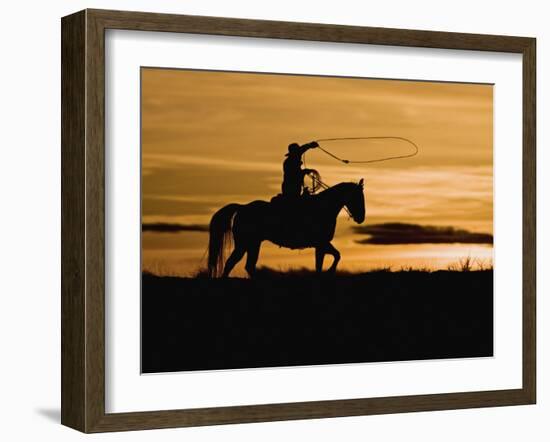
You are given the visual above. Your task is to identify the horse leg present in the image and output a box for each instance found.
[222,246,245,278]
[326,242,341,273]
[245,242,261,277]
[315,247,325,273]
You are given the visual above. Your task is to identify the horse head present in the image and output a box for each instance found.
[346,178,366,224]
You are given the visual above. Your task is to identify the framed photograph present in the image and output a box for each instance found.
[61,9,536,433]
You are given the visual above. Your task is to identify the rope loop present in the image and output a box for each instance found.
[313,136,419,165]
[301,136,419,218]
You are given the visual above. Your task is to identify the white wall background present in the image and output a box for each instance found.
[0,0,546,440]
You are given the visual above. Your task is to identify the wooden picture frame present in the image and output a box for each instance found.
[61,8,536,433]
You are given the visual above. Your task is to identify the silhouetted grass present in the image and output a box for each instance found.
[185,261,492,280]
[142,267,494,373]
[446,257,493,272]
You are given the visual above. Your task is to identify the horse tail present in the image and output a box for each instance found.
[207,203,241,278]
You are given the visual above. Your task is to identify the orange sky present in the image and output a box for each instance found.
[141,68,493,276]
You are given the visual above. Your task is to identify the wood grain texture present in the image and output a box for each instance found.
[89,8,532,52]
[60,8,537,433]
[522,38,536,403]
[84,10,107,432]
[61,10,86,432]
[90,389,531,433]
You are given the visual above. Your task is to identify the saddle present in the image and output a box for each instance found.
[270,191,313,207]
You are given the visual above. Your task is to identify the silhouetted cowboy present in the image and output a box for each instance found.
[281,141,319,198]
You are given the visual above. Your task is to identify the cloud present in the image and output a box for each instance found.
[142,223,209,233]
[353,223,493,245]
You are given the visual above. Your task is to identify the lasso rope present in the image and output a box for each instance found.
[313,136,419,164]
[302,136,419,217]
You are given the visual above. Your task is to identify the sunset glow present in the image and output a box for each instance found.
[141,68,493,276]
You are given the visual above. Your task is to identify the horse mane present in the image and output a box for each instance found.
[314,182,358,198]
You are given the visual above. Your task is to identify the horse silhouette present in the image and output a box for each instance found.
[207,179,366,277]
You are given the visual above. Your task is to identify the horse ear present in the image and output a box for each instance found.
[359,178,364,187]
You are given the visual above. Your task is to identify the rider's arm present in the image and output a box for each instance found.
[299,141,319,154]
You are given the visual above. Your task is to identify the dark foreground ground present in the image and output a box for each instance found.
[142,269,493,373]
